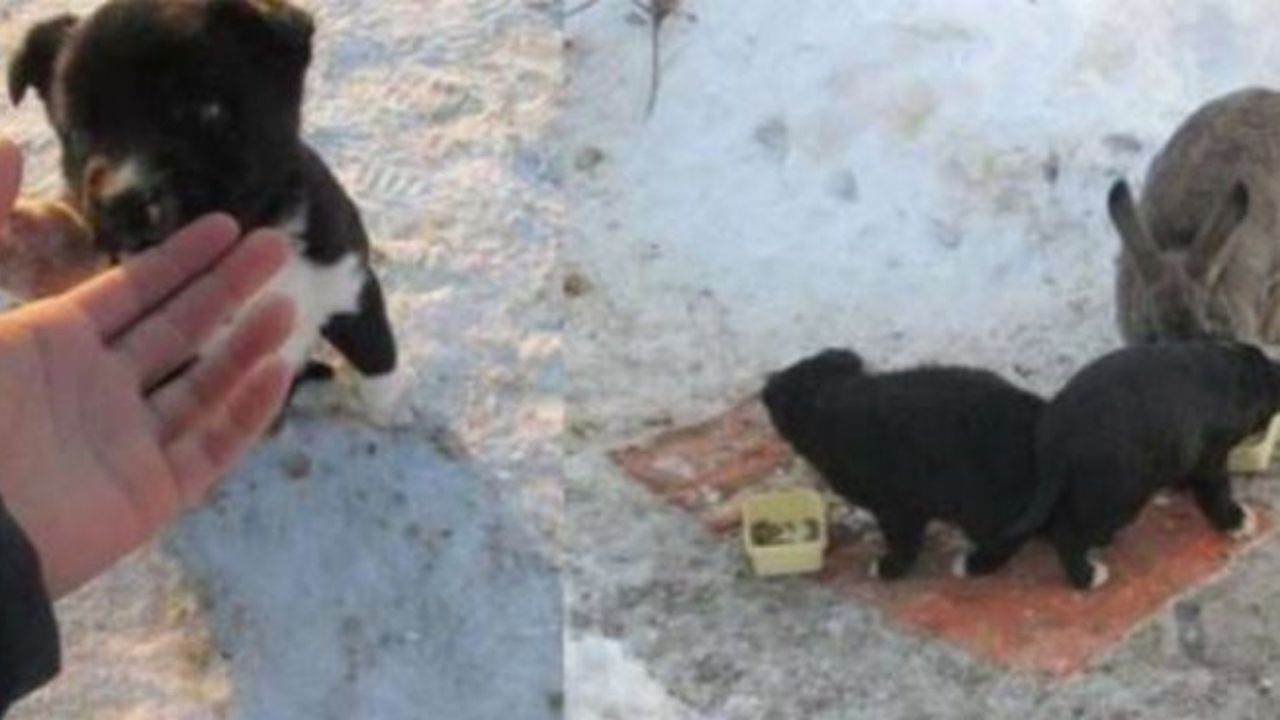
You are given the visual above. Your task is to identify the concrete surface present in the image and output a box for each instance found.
[563,0,1280,717]
[1,0,565,718]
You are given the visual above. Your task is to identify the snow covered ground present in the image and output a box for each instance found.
[564,1,1280,717]
[2,1,565,718]
[14,0,1280,717]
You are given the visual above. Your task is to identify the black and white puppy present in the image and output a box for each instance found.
[8,0,404,422]
[1008,341,1279,590]
[762,348,1046,580]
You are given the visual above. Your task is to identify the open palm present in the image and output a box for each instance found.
[0,141,295,598]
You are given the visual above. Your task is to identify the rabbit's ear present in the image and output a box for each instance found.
[1188,181,1250,284]
[1260,281,1280,342]
[1108,179,1162,282]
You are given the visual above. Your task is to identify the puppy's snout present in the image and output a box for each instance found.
[83,157,167,252]
[101,189,161,238]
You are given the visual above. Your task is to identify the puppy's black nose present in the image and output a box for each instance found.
[95,189,165,252]
[83,156,168,253]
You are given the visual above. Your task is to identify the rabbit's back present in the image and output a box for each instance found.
[1142,87,1280,248]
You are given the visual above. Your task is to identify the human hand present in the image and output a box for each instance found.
[0,139,296,598]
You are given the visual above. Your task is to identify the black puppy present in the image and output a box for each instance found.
[8,0,404,423]
[762,348,1046,580]
[1008,341,1280,590]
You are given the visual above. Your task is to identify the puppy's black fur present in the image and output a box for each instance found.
[1010,341,1280,589]
[762,349,1046,580]
[12,0,315,254]
[9,0,397,397]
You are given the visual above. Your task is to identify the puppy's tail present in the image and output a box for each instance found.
[1002,465,1066,541]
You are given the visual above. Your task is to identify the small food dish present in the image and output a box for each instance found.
[1228,412,1280,474]
[741,488,828,576]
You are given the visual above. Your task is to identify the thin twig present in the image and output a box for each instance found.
[635,0,679,119]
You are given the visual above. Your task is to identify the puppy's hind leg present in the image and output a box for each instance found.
[322,271,407,426]
[952,541,1021,578]
[869,514,925,581]
[1048,514,1109,590]
[1190,470,1255,539]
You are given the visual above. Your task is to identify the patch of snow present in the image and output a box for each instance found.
[566,633,696,720]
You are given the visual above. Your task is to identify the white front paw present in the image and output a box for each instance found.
[1231,503,1259,541]
[1087,558,1111,590]
[359,372,416,428]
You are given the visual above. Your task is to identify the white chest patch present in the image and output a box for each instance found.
[201,209,413,427]
[207,212,365,371]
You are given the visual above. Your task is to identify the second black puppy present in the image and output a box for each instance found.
[1008,341,1280,590]
[762,349,1046,580]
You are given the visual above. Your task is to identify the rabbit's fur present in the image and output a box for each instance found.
[1113,87,1280,346]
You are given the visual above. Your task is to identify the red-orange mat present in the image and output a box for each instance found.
[612,398,1273,677]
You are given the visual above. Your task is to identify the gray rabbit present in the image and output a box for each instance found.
[1112,87,1280,346]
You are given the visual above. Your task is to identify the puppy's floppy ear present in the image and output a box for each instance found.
[814,347,866,376]
[211,0,315,79]
[8,14,79,106]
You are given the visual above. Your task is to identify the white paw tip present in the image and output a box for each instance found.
[1231,504,1259,540]
[951,552,970,579]
[359,373,415,427]
[867,559,881,579]
[1088,559,1110,590]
